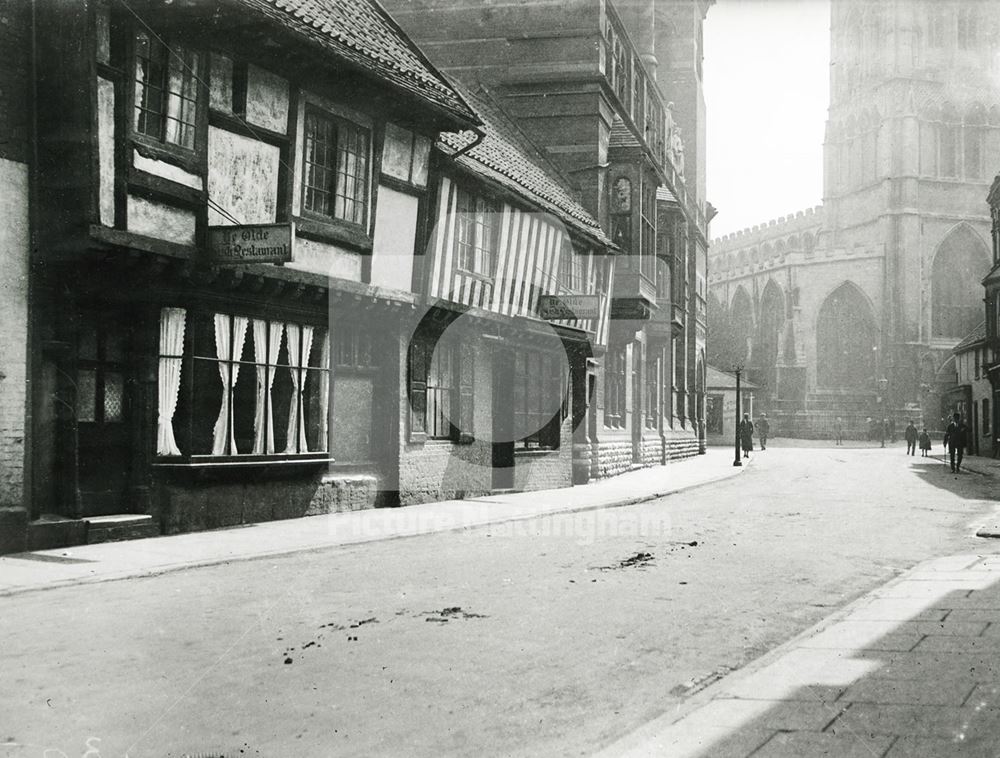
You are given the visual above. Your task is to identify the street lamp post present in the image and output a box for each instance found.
[733,362,744,467]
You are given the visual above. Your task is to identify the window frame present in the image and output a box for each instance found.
[157,307,332,464]
[300,105,373,232]
[407,329,474,445]
[513,346,564,450]
[453,185,501,278]
[128,27,208,171]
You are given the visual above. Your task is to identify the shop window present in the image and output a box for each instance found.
[454,187,500,276]
[160,308,330,458]
[381,123,431,188]
[604,342,628,430]
[408,333,474,442]
[302,108,371,227]
[133,31,202,150]
[513,347,564,449]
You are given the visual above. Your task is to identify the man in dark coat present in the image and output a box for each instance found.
[943,413,968,473]
[739,413,754,458]
[904,420,918,456]
[758,413,770,450]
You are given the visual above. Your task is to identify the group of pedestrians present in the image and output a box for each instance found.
[737,412,769,457]
[902,420,933,457]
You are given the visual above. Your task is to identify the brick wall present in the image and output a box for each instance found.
[0,158,29,510]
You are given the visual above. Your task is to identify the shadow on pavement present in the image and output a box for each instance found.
[605,564,1000,757]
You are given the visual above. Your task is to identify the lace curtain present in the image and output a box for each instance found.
[156,307,187,456]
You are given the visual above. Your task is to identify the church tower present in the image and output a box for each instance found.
[823,0,1000,421]
[709,0,1000,433]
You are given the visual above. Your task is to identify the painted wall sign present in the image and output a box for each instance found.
[206,223,294,264]
[538,294,600,320]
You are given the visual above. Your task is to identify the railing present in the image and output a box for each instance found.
[602,0,706,235]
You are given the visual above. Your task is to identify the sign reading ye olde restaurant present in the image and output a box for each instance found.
[206,223,294,265]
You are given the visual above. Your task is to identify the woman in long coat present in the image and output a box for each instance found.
[739,413,754,457]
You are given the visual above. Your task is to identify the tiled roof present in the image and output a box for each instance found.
[239,0,475,124]
[438,84,612,247]
[953,319,987,353]
[656,185,678,204]
[609,115,642,150]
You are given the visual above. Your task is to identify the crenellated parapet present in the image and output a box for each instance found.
[707,238,885,286]
[709,205,825,252]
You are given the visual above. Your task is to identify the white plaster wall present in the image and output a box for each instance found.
[288,237,363,282]
[370,185,417,291]
[97,77,115,226]
[126,195,197,245]
[246,64,289,134]
[207,127,280,226]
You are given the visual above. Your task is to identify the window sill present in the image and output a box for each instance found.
[132,135,203,174]
[514,447,559,457]
[153,456,335,469]
[295,215,373,254]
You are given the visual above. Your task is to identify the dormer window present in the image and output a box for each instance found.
[133,31,202,150]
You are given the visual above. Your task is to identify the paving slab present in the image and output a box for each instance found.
[597,553,1000,757]
[751,731,895,758]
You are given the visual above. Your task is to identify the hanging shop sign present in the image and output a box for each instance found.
[206,223,294,264]
[538,294,600,320]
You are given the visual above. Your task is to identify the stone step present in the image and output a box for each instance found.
[84,514,160,544]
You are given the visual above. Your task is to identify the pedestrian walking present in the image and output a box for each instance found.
[758,413,770,450]
[739,412,754,458]
[904,420,917,456]
[943,413,968,473]
[919,428,932,456]
[834,416,844,445]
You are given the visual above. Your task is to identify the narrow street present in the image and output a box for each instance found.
[3,444,999,758]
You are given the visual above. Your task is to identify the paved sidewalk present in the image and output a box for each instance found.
[0,447,745,596]
[597,553,1000,758]
[929,451,1000,478]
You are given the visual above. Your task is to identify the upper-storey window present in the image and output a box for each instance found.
[133,31,202,150]
[558,238,585,293]
[381,123,431,189]
[302,108,371,227]
[454,187,500,276]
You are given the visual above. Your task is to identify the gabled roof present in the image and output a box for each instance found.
[239,0,476,125]
[438,83,612,248]
[953,319,987,353]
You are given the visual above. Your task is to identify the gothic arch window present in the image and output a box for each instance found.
[928,3,950,48]
[787,235,799,253]
[919,105,939,176]
[958,5,979,50]
[756,281,785,392]
[803,232,815,253]
[931,224,991,339]
[864,111,878,183]
[816,282,877,390]
[965,104,986,180]
[940,103,960,178]
[775,239,785,258]
[730,286,753,365]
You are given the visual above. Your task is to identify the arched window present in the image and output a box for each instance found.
[803,232,815,253]
[865,112,878,182]
[958,5,978,49]
[816,283,877,390]
[932,225,991,338]
[730,287,753,366]
[755,281,785,392]
[940,104,960,178]
[928,3,949,48]
[965,104,986,180]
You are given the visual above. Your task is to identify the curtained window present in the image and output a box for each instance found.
[133,31,202,150]
[164,309,330,458]
[302,108,371,227]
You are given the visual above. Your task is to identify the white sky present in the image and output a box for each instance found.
[704,0,831,238]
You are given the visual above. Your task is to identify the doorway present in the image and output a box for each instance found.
[76,313,132,516]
